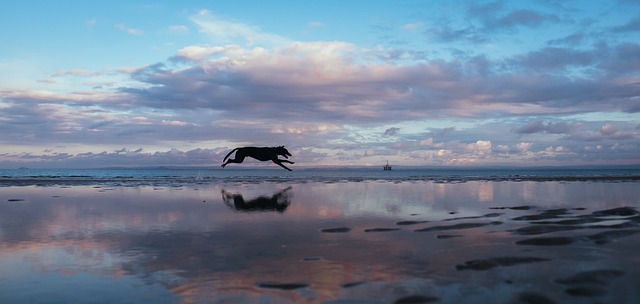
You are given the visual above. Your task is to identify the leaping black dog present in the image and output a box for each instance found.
[221,146,295,171]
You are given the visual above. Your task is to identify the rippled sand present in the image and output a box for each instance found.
[1,180,639,303]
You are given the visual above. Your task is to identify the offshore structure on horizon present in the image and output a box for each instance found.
[383,160,392,170]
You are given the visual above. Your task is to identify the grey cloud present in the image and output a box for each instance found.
[466,2,562,31]
[547,32,586,46]
[425,1,575,46]
[384,127,400,136]
[514,121,575,134]
[466,1,505,18]
[0,148,226,168]
[426,25,488,44]
[439,127,456,135]
[611,16,640,33]
[374,49,429,62]
[3,39,639,155]
[489,9,560,29]
[597,43,640,78]
[564,124,637,142]
[510,47,595,71]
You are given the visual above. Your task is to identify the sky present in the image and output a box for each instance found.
[1,0,639,168]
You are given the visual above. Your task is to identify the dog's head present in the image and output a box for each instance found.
[276,146,292,158]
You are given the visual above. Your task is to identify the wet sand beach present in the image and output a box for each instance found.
[1,179,639,303]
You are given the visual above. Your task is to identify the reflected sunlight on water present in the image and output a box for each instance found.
[1,180,639,303]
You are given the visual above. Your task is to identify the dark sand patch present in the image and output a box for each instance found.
[394,295,439,303]
[444,212,502,221]
[584,229,640,245]
[415,221,501,232]
[511,225,584,235]
[590,206,638,217]
[555,269,625,297]
[301,257,321,261]
[490,205,534,210]
[531,218,604,225]
[396,220,429,226]
[436,234,463,239]
[516,236,575,246]
[455,256,549,271]
[516,229,639,245]
[564,286,607,297]
[512,214,561,221]
[257,282,308,290]
[543,208,573,215]
[341,281,366,288]
[364,228,401,232]
[512,208,577,221]
[514,292,557,304]
[321,227,351,233]
[555,269,625,286]
[527,207,639,226]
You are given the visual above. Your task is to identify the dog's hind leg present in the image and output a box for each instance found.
[221,155,246,168]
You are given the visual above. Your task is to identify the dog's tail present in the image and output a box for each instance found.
[223,148,238,162]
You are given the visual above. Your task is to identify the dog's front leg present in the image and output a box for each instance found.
[272,160,293,171]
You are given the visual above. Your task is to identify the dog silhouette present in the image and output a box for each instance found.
[221,146,294,171]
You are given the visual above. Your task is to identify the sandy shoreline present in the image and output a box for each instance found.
[1,180,639,303]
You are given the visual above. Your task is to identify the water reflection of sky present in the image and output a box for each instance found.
[1,181,639,303]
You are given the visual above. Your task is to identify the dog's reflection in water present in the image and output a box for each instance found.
[221,187,292,213]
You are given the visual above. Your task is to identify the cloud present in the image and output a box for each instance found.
[547,32,586,46]
[426,24,487,44]
[402,22,424,31]
[174,45,226,61]
[307,21,325,28]
[384,127,400,136]
[419,137,434,147]
[115,24,144,36]
[189,10,287,46]
[125,40,640,125]
[169,25,189,33]
[2,7,640,167]
[428,2,564,44]
[467,2,562,30]
[0,148,228,168]
[510,47,595,71]
[516,142,532,153]
[600,123,636,140]
[467,140,492,156]
[611,16,640,33]
[514,121,575,134]
[487,9,560,30]
[51,69,100,77]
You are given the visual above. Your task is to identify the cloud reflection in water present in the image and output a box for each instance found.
[1,181,639,303]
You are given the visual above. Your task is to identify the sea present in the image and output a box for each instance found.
[1,166,639,185]
[2,165,640,303]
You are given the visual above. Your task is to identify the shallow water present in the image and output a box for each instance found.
[1,180,639,303]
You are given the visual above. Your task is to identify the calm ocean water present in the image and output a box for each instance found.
[2,167,640,303]
[1,166,639,185]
